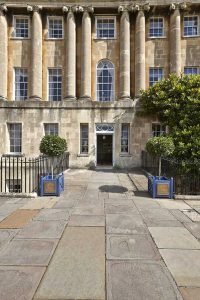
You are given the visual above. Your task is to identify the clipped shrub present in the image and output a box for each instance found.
[40,135,67,157]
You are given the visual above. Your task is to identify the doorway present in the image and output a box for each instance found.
[97,134,113,165]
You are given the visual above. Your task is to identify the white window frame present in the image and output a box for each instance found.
[183,15,199,37]
[47,68,62,101]
[184,67,199,75]
[152,123,166,137]
[121,124,130,154]
[149,17,165,38]
[14,68,28,101]
[149,68,164,86]
[95,16,117,39]
[96,60,115,102]
[47,16,64,39]
[7,123,22,154]
[13,15,30,39]
[44,123,59,136]
[80,124,89,155]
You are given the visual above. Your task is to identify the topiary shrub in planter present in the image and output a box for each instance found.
[146,136,175,198]
[39,135,67,196]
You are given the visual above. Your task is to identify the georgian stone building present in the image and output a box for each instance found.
[0,0,200,168]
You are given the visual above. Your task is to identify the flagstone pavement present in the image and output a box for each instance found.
[0,168,199,300]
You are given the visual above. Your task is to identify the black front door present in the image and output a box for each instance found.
[97,135,113,165]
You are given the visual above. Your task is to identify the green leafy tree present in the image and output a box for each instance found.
[40,135,67,177]
[146,136,175,176]
[140,74,200,160]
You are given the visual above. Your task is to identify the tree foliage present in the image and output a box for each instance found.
[140,74,200,160]
[146,136,175,158]
[40,135,67,157]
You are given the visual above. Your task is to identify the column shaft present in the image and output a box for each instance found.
[81,11,91,98]
[120,10,130,99]
[170,9,181,75]
[135,10,145,96]
[30,9,42,99]
[0,12,7,100]
[66,11,76,99]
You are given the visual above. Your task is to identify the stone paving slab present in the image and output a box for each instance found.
[0,266,45,300]
[179,287,200,300]
[0,210,39,229]
[105,203,139,215]
[140,208,177,222]
[33,208,70,221]
[73,205,104,216]
[185,200,200,208]
[182,209,200,222]
[133,197,161,209]
[0,216,6,222]
[21,199,58,210]
[106,214,148,235]
[53,199,78,209]
[155,199,191,210]
[16,220,66,239]
[107,234,161,260]
[0,239,58,266]
[149,227,200,249]
[170,210,193,223]
[107,261,183,300]
[0,203,23,217]
[68,215,105,227]
[184,222,200,240]
[160,249,200,287]
[145,219,182,227]
[0,229,18,250]
[35,227,105,300]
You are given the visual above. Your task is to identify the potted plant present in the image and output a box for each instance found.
[39,135,67,196]
[146,136,175,199]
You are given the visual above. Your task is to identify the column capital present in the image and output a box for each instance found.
[0,3,7,15]
[27,5,42,13]
[62,5,84,14]
[118,5,131,13]
[83,6,94,14]
[170,2,187,12]
[130,3,150,13]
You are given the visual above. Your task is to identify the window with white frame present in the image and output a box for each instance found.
[48,17,63,39]
[121,124,129,153]
[80,124,89,154]
[184,16,198,36]
[149,68,163,86]
[96,17,116,39]
[149,17,164,37]
[8,123,22,153]
[97,60,115,102]
[44,123,59,136]
[184,67,198,75]
[48,69,62,101]
[13,16,29,38]
[152,123,166,137]
[6,179,21,193]
[14,68,28,101]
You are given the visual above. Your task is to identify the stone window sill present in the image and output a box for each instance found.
[148,36,166,39]
[182,35,200,38]
[77,154,89,157]
[45,38,64,41]
[120,153,132,157]
[94,38,117,41]
[2,153,25,157]
[10,37,31,40]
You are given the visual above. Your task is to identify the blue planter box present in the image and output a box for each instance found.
[148,176,174,199]
[40,173,64,196]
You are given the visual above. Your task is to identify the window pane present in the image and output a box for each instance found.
[184,16,198,36]
[121,124,129,153]
[97,60,115,102]
[48,69,62,101]
[149,68,163,86]
[8,123,22,153]
[14,17,29,38]
[15,68,28,101]
[152,123,166,137]
[80,124,89,154]
[96,18,115,38]
[149,18,164,37]
[48,18,63,39]
[44,123,59,136]
[184,67,198,75]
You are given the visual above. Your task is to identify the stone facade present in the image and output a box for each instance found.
[0,0,200,168]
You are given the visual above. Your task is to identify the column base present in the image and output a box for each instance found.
[29,96,42,101]
[119,96,131,101]
[64,96,77,101]
[79,96,92,100]
[0,95,7,101]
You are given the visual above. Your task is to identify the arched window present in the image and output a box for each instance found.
[97,60,115,102]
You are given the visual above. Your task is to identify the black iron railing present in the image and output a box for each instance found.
[0,152,69,195]
[142,151,200,195]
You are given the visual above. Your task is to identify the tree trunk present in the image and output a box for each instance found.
[159,157,162,177]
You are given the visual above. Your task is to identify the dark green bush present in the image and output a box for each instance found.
[40,135,67,157]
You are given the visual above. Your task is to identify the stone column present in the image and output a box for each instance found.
[29,5,42,100]
[0,4,8,100]
[119,7,130,99]
[170,6,181,75]
[81,7,94,99]
[135,9,145,96]
[65,7,76,99]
